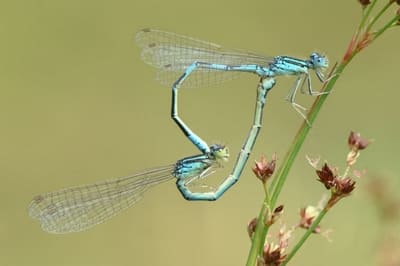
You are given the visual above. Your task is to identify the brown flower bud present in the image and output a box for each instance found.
[316,163,336,189]
[358,0,371,8]
[348,131,369,151]
[253,154,277,183]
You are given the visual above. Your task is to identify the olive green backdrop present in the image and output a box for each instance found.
[1,0,399,265]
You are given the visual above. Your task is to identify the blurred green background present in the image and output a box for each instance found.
[1,0,400,265]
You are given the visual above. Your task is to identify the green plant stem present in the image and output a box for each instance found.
[246,200,268,265]
[245,63,345,266]
[245,61,351,265]
[263,182,270,205]
[281,208,328,266]
[358,0,378,35]
[366,0,395,33]
[246,5,398,264]
[373,13,400,41]
[270,63,344,208]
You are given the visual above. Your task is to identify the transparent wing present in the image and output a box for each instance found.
[135,28,273,88]
[28,165,175,234]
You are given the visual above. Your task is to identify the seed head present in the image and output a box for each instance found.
[253,153,277,183]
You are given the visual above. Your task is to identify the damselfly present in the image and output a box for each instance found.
[135,28,329,121]
[28,144,228,233]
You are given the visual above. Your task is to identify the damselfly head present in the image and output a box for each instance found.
[309,52,329,70]
[210,144,229,162]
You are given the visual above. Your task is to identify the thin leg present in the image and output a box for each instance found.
[285,75,309,121]
[286,75,304,103]
[305,72,329,96]
[176,78,276,200]
[286,72,329,123]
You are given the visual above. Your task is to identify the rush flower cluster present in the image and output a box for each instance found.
[315,131,369,209]
[252,154,277,184]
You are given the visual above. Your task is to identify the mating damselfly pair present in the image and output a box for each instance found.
[28,28,329,233]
